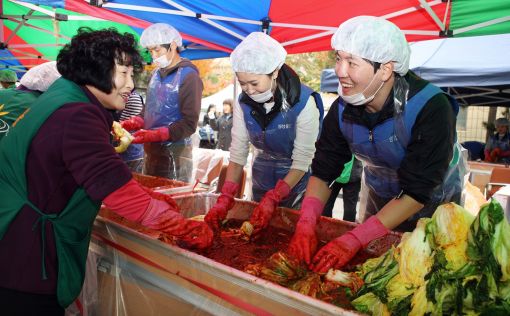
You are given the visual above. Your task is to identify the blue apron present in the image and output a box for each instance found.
[339,83,464,221]
[143,66,197,180]
[240,84,323,208]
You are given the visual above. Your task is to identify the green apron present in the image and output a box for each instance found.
[0,77,101,307]
[0,88,40,142]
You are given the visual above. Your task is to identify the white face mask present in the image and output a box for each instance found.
[338,70,384,106]
[248,78,274,103]
[153,49,174,69]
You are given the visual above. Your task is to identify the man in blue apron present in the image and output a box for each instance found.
[121,23,203,182]
[288,16,466,272]
[204,32,324,238]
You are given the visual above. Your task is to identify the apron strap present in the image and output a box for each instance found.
[27,199,57,280]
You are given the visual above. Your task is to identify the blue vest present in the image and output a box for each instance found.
[120,142,143,162]
[240,84,324,203]
[339,83,462,203]
[145,66,196,145]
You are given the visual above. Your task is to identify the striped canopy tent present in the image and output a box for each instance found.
[1,0,509,76]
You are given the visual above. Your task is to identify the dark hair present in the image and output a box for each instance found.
[207,104,216,112]
[57,27,143,94]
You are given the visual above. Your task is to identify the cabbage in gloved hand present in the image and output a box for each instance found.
[112,121,134,153]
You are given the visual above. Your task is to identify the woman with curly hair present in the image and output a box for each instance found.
[0,28,212,315]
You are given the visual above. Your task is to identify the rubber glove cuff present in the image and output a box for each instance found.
[271,179,291,202]
[349,215,389,248]
[298,196,324,225]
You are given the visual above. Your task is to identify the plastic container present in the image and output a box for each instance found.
[89,193,400,315]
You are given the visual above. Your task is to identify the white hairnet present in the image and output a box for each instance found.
[331,16,410,76]
[230,32,287,74]
[140,23,183,48]
[20,61,60,92]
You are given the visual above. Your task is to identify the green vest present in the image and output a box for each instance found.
[0,78,101,307]
[0,88,40,142]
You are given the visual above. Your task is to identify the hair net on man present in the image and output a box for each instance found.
[495,117,510,127]
[140,23,183,48]
[230,32,287,74]
[0,69,18,83]
[331,16,410,76]
[20,61,61,92]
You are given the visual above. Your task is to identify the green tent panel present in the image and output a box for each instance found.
[451,0,510,37]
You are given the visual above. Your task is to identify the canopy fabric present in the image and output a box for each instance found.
[1,0,509,74]
[450,0,510,37]
[0,0,145,73]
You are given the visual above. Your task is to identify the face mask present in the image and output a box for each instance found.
[153,49,174,69]
[248,77,274,103]
[338,70,385,106]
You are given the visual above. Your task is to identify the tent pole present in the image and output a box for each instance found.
[417,0,446,31]
[454,16,510,36]
[161,0,245,40]
[3,10,34,45]
[0,1,3,45]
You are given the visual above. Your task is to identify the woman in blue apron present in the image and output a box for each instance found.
[287,16,467,272]
[204,32,324,238]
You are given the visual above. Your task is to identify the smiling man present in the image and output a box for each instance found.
[287,16,465,272]
[121,23,203,182]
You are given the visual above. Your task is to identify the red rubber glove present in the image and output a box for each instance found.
[120,116,144,131]
[103,179,212,249]
[490,148,502,162]
[249,179,291,237]
[132,127,169,143]
[287,196,324,265]
[311,216,389,273]
[204,181,239,232]
[141,201,213,249]
[484,150,493,162]
[140,186,179,212]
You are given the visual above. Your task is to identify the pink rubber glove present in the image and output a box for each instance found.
[250,179,291,237]
[120,116,144,131]
[287,196,324,265]
[103,179,212,249]
[132,127,169,143]
[311,216,389,273]
[204,181,239,232]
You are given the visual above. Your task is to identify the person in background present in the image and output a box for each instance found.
[204,32,323,238]
[118,91,145,172]
[199,104,217,149]
[484,117,510,163]
[0,69,18,89]
[322,155,362,221]
[121,23,203,182]
[0,28,212,315]
[287,16,465,272]
[212,98,234,151]
[203,103,218,126]
[0,61,61,142]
